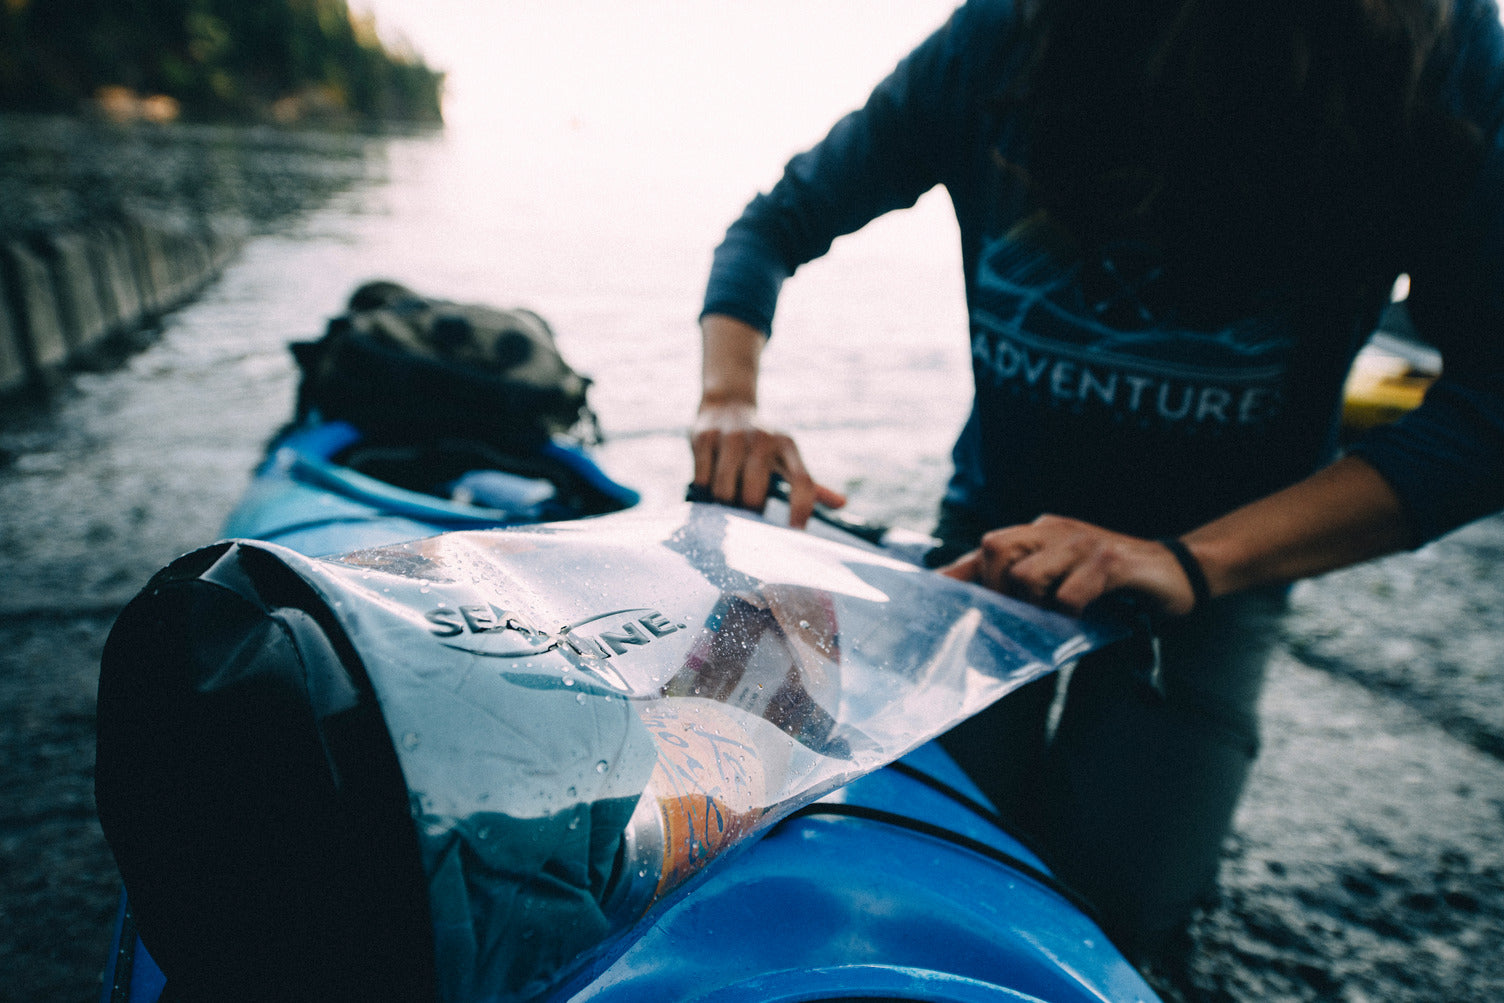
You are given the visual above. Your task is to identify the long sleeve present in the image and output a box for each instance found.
[700,0,1021,334]
[1348,0,1504,543]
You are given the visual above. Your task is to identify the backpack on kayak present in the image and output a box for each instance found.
[290,280,600,450]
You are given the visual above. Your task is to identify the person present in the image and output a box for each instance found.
[688,0,1504,958]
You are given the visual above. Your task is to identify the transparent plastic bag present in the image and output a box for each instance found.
[99,502,1126,1001]
[274,502,1118,1000]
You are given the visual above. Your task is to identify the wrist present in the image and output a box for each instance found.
[700,314,764,411]
[697,391,757,413]
[1158,537,1213,612]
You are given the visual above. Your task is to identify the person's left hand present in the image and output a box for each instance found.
[938,514,1197,617]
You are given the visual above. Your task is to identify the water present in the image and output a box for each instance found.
[1,2,1502,999]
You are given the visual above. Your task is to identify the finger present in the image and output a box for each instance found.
[784,478,817,529]
[709,429,750,505]
[741,436,775,512]
[1052,558,1113,615]
[974,530,1039,593]
[689,427,717,488]
[1008,543,1087,605]
[776,448,819,529]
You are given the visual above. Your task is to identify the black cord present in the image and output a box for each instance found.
[108,904,138,1003]
[882,759,1052,862]
[780,800,1106,930]
[683,479,891,545]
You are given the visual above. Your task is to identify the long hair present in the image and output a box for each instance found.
[1011,0,1478,321]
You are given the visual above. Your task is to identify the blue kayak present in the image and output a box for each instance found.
[97,420,1160,1003]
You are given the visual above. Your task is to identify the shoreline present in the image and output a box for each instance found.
[1,215,241,397]
[0,112,415,400]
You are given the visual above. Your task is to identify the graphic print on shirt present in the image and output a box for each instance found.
[970,232,1298,432]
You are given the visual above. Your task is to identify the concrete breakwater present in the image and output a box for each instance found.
[0,216,242,396]
[0,112,399,401]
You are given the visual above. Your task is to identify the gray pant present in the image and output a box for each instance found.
[928,516,1287,956]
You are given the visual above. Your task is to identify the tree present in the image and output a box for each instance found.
[0,0,443,125]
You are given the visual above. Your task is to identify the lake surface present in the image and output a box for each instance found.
[1,3,1502,999]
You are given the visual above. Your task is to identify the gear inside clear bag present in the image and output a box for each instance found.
[95,503,1124,1002]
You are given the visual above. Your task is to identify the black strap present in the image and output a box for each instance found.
[108,904,138,1003]
[883,759,1051,862]
[781,800,1107,930]
[1158,536,1211,612]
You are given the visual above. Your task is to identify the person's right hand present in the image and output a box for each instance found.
[690,401,845,529]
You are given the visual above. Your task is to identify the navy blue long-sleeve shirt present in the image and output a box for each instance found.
[702,0,1504,544]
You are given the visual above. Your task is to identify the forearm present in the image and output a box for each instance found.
[699,313,766,409]
[1182,455,1412,598]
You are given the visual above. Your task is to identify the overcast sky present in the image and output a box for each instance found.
[353,1,961,156]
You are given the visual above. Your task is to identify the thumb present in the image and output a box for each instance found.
[814,484,848,510]
[937,549,981,582]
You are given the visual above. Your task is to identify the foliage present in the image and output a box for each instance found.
[0,0,444,125]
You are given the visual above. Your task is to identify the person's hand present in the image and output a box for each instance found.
[690,402,845,529]
[693,313,845,528]
[938,515,1199,617]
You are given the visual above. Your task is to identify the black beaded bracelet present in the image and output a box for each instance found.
[1158,537,1212,612]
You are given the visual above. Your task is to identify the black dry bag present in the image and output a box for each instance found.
[290,281,597,450]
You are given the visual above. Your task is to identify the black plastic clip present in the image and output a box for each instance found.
[1084,590,1166,704]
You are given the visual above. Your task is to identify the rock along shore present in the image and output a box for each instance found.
[0,215,242,395]
[0,112,397,400]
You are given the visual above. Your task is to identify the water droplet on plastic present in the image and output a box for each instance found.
[401,732,421,750]
[799,620,810,630]
[563,676,574,687]
[575,692,585,703]
[419,583,431,594]
[567,816,580,830]
[477,827,490,840]
[595,760,609,774]
[566,786,577,799]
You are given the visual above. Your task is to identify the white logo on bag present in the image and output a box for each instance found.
[425,604,687,661]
